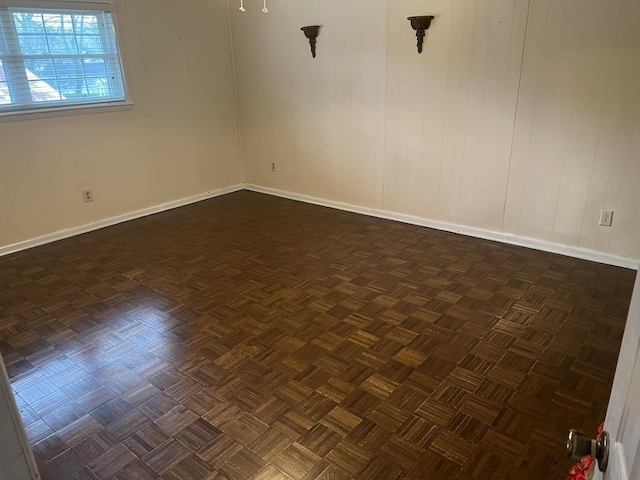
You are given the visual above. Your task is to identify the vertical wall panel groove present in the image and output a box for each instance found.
[232,0,640,261]
[505,0,640,258]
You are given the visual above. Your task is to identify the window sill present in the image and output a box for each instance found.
[0,101,134,123]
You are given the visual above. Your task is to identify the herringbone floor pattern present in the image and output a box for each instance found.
[0,191,635,479]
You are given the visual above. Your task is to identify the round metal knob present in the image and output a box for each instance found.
[566,429,610,472]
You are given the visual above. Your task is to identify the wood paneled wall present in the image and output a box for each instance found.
[232,0,388,208]
[504,0,640,258]
[231,0,640,261]
[384,0,528,230]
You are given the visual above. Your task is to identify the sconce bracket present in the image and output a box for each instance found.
[407,16,434,54]
[301,26,320,58]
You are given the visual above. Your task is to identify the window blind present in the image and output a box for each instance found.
[0,2,126,114]
[0,1,116,13]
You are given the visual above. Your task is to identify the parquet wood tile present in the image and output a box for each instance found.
[0,191,636,479]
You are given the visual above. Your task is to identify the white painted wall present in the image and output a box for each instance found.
[231,0,640,261]
[504,0,640,261]
[1,0,638,264]
[231,0,388,208]
[0,0,243,251]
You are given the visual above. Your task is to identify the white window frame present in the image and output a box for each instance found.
[0,0,132,121]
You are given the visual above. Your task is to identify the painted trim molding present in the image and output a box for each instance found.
[0,184,244,258]
[0,354,40,479]
[2,182,638,270]
[245,184,640,271]
[610,441,629,480]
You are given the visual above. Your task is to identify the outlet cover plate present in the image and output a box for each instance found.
[599,209,613,227]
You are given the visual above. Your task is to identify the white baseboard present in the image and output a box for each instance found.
[245,184,639,270]
[0,184,244,258]
[3,182,638,270]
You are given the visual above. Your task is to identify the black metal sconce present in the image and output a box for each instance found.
[407,16,434,54]
[301,26,320,58]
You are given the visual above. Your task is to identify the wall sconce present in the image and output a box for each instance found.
[407,16,434,53]
[301,26,320,58]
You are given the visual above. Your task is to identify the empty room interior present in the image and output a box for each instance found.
[1,0,639,479]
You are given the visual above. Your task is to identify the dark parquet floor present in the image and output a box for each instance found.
[0,191,635,480]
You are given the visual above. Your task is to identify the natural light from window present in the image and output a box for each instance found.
[0,4,127,115]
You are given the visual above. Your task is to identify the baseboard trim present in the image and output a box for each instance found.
[3,182,637,270]
[245,184,639,270]
[0,184,244,258]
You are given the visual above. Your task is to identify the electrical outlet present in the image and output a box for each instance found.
[599,209,613,227]
[271,163,276,173]
[82,189,94,203]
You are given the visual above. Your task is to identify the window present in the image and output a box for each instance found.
[0,1,128,116]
